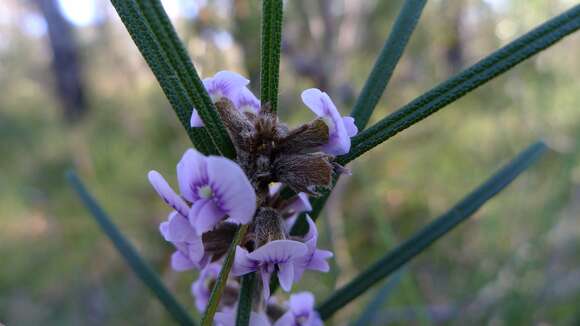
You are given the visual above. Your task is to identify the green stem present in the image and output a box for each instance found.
[201,224,249,326]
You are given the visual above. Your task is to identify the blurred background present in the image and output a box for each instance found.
[1,0,579,324]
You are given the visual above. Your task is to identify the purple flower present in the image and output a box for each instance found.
[159,212,208,270]
[191,262,222,312]
[215,307,271,326]
[301,88,358,155]
[232,240,308,300]
[148,170,190,218]
[293,216,333,282]
[177,149,256,234]
[234,86,261,115]
[273,292,323,326]
[148,149,256,236]
[190,71,252,127]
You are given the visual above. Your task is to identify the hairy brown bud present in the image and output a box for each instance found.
[254,207,286,247]
[273,153,333,195]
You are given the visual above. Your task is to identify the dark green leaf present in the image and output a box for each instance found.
[350,0,428,130]
[236,273,256,326]
[317,141,548,319]
[260,0,283,113]
[66,171,195,326]
[340,5,580,165]
[290,0,427,236]
[201,224,249,326]
[110,0,235,157]
[351,269,405,326]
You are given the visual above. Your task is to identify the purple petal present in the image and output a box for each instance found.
[191,262,221,312]
[260,269,273,300]
[342,116,358,137]
[147,170,189,217]
[188,199,224,235]
[204,71,249,102]
[206,156,256,225]
[214,307,236,326]
[176,149,208,202]
[234,87,260,114]
[232,246,257,276]
[285,193,312,215]
[303,215,319,243]
[190,109,204,127]
[171,251,195,271]
[277,262,294,292]
[301,88,351,155]
[166,212,197,242]
[159,220,170,241]
[248,240,308,264]
[307,249,333,272]
[289,292,315,315]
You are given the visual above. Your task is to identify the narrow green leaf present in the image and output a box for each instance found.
[351,269,405,326]
[201,224,249,326]
[66,171,195,326]
[340,5,580,165]
[236,273,256,326]
[290,0,427,236]
[317,141,548,319]
[110,0,235,158]
[260,0,283,112]
[350,0,428,130]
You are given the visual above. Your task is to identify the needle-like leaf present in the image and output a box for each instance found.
[350,0,428,130]
[340,5,580,165]
[236,273,256,326]
[66,171,195,326]
[110,0,235,157]
[317,141,548,319]
[260,0,283,113]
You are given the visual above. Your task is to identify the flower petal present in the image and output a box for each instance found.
[190,109,204,127]
[303,215,319,243]
[261,270,272,300]
[342,116,358,137]
[301,88,351,155]
[166,212,197,242]
[285,193,312,215]
[234,87,260,114]
[232,246,257,276]
[289,292,315,315]
[170,251,195,271]
[249,240,308,264]
[307,249,333,272]
[189,199,224,235]
[191,262,221,312]
[147,170,189,217]
[176,149,208,202]
[206,156,256,225]
[205,71,249,102]
[277,262,294,292]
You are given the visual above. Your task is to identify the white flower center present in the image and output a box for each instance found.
[198,185,213,199]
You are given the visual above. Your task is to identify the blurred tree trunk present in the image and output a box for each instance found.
[36,0,87,122]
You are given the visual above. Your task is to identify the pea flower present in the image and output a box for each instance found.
[274,292,323,326]
[232,240,308,300]
[293,216,333,282]
[190,71,258,127]
[149,149,256,236]
[301,88,358,155]
[159,211,207,270]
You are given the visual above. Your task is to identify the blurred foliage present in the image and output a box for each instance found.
[1,0,579,325]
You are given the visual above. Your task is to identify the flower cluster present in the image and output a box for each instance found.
[148,71,357,325]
